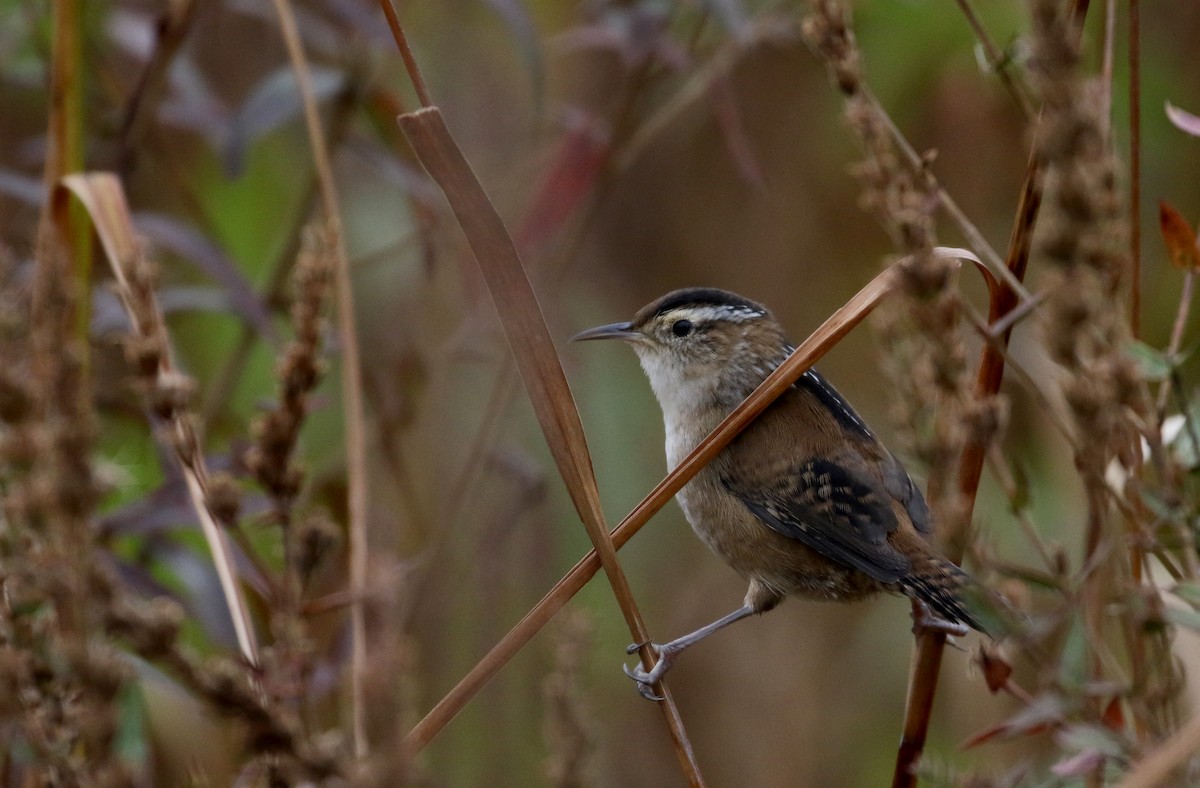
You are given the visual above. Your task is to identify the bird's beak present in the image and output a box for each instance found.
[570,321,638,343]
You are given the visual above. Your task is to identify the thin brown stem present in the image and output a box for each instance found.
[952,0,1036,118]
[865,88,1032,302]
[269,0,372,756]
[893,140,1045,788]
[376,0,433,108]
[1156,270,1197,415]
[117,0,200,175]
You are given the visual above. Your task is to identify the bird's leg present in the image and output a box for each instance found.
[910,599,969,638]
[623,604,756,701]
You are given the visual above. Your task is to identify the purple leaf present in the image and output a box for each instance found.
[133,212,279,341]
[0,168,44,206]
[222,65,347,177]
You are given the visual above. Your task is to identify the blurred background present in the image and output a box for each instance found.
[3,0,1200,785]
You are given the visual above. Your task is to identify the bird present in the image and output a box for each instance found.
[572,287,990,700]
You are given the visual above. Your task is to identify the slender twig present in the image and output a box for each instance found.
[117,0,200,175]
[961,301,1079,452]
[865,87,1029,301]
[376,0,432,108]
[952,0,1036,118]
[983,289,1045,340]
[40,0,89,347]
[984,446,1057,572]
[269,0,372,756]
[1156,270,1197,416]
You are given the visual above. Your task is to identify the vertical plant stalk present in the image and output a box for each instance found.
[952,0,1036,118]
[268,0,372,757]
[1128,0,1142,338]
[1157,270,1197,415]
[893,1,1091,781]
[894,171,1040,788]
[40,0,90,346]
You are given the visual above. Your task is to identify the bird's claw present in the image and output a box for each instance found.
[911,602,970,639]
[622,642,675,702]
[622,663,665,701]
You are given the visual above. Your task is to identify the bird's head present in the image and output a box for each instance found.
[572,287,791,414]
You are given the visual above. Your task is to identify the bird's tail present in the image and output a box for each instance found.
[898,557,989,635]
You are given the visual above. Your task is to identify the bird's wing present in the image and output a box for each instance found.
[880,451,932,536]
[721,457,910,583]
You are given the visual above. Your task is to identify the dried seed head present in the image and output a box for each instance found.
[298,512,341,580]
[122,334,163,379]
[207,471,242,526]
[150,370,195,418]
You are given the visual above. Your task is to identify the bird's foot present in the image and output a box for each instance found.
[911,601,970,638]
[622,641,682,701]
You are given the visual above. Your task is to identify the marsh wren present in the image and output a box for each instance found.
[574,288,986,700]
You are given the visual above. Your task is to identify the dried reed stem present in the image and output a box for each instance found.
[398,105,705,785]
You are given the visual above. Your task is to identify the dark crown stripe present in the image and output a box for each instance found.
[639,287,768,322]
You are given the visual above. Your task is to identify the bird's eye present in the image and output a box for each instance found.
[671,319,693,338]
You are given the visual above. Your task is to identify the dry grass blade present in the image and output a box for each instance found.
[397,105,704,785]
[61,172,260,666]
[404,259,903,753]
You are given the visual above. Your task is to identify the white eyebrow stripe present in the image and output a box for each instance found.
[664,304,765,324]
